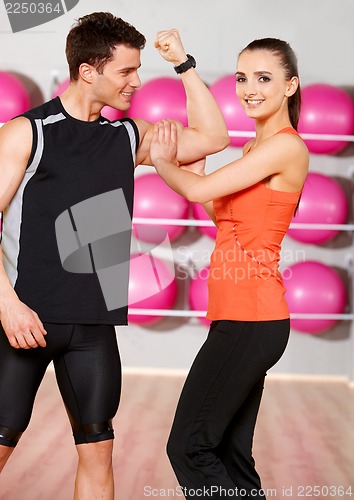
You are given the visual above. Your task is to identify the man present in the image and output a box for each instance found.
[0,11,229,499]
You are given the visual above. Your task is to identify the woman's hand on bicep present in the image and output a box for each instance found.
[149,120,179,167]
[136,118,225,167]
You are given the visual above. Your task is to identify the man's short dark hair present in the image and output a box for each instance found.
[66,12,146,80]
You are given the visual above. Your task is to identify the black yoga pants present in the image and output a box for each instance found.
[0,322,121,446]
[167,319,290,500]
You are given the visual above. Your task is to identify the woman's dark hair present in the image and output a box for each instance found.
[66,12,146,81]
[239,38,301,130]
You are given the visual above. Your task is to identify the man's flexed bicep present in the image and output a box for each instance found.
[132,28,229,168]
[134,118,228,168]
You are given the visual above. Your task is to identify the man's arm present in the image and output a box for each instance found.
[135,29,230,166]
[0,118,47,349]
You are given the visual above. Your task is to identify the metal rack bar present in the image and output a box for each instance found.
[133,218,354,231]
[228,130,354,142]
[128,308,354,320]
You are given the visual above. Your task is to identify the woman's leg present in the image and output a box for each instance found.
[216,319,291,493]
[215,377,265,491]
[167,319,289,499]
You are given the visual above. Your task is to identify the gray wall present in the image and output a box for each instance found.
[1,0,353,379]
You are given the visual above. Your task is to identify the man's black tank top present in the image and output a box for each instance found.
[1,97,138,325]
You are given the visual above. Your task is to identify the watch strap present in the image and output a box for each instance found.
[174,54,196,74]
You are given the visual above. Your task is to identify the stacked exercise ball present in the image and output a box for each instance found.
[298,83,354,154]
[284,261,347,334]
[128,252,177,325]
[127,77,188,125]
[0,72,30,122]
[188,267,210,326]
[192,203,217,239]
[133,173,189,244]
[288,172,348,244]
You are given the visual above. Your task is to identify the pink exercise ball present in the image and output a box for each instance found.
[133,173,189,243]
[188,266,210,326]
[52,78,124,120]
[0,72,30,122]
[127,77,187,126]
[284,261,347,334]
[209,74,255,148]
[100,106,124,121]
[52,78,70,97]
[288,172,348,244]
[128,253,178,325]
[192,203,217,239]
[298,83,354,155]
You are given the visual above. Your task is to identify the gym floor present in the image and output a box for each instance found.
[0,370,352,500]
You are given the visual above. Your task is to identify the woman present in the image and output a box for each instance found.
[150,38,309,499]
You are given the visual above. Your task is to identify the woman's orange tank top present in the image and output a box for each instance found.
[206,127,302,322]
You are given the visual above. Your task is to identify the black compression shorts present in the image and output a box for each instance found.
[0,323,121,446]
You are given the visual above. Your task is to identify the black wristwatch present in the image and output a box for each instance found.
[174,54,196,74]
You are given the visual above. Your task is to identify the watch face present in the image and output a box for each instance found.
[188,55,196,67]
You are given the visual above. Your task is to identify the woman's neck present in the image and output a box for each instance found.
[254,116,293,145]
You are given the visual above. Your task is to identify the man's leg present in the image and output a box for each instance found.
[0,325,53,473]
[54,324,121,500]
[75,440,114,500]
[0,444,15,472]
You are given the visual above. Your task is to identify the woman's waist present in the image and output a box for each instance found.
[208,260,282,284]
[211,242,281,267]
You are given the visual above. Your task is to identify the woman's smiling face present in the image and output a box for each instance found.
[235,49,296,122]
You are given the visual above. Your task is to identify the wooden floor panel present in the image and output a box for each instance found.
[0,372,353,499]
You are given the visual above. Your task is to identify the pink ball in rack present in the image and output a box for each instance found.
[209,74,255,148]
[188,267,210,326]
[52,78,124,120]
[0,72,30,122]
[100,105,124,121]
[133,173,189,244]
[128,253,177,325]
[127,77,188,126]
[284,261,347,334]
[288,172,348,244]
[298,83,354,155]
[52,78,69,97]
[192,203,217,239]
